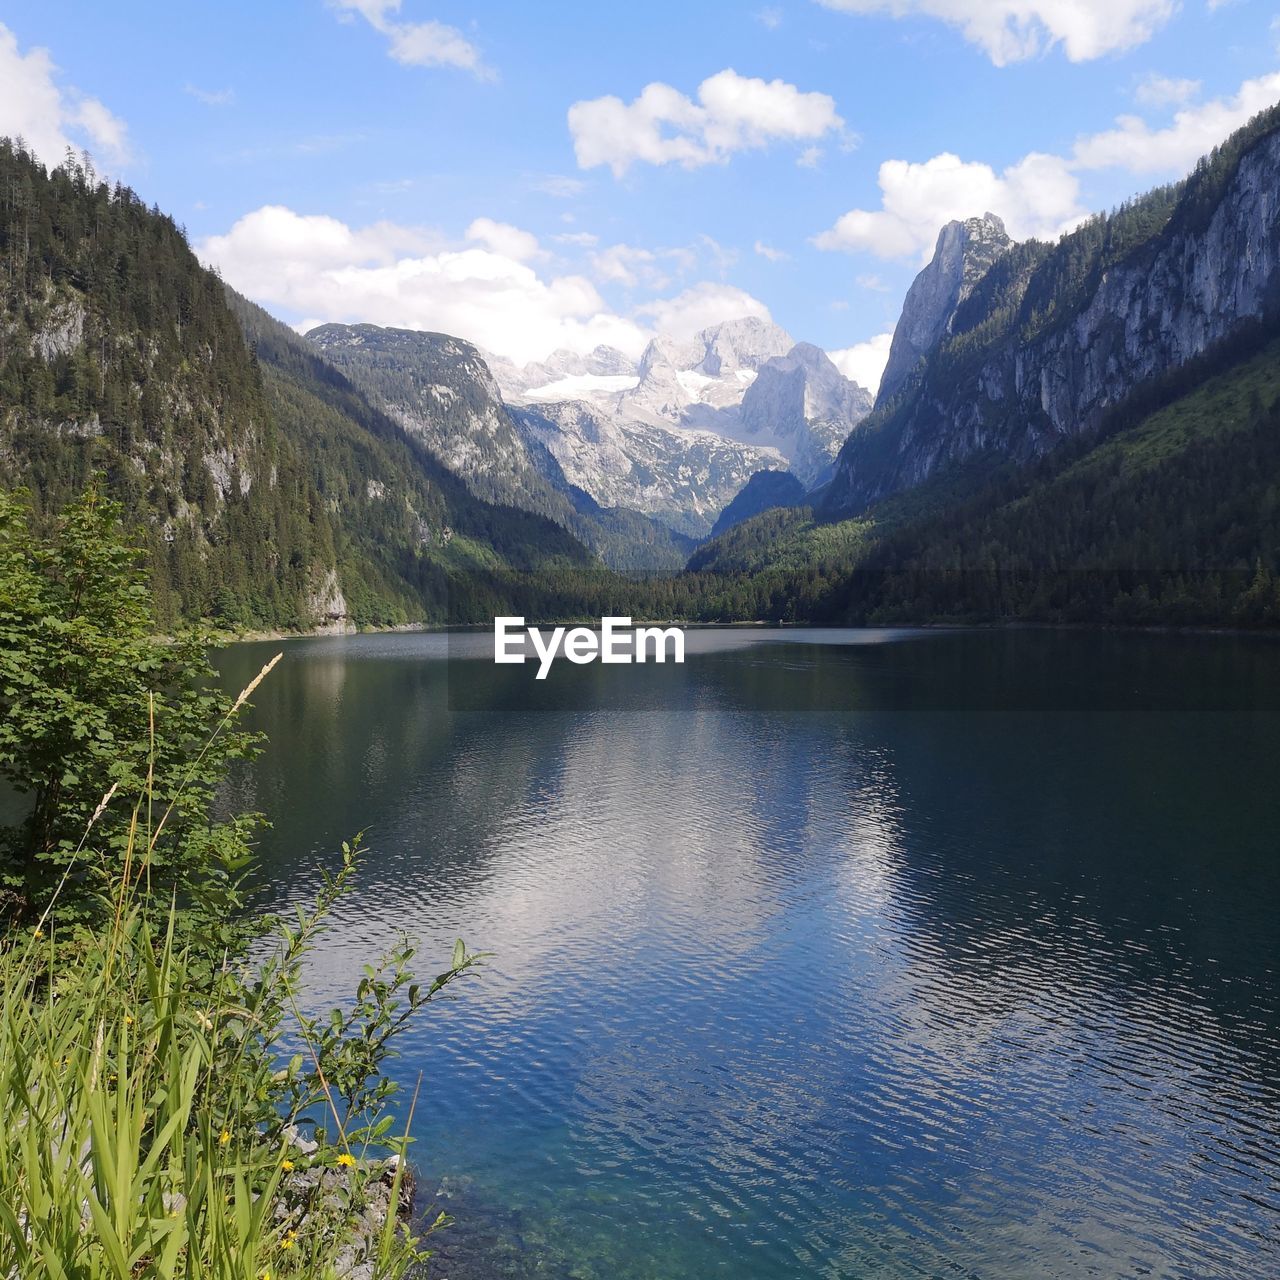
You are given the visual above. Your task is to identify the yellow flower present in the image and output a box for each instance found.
[124,1014,134,1026]
[336,1152,356,1168]
[281,1237,295,1251]
[281,1158,295,1173]
[218,1129,231,1147]
[31,927,43,940]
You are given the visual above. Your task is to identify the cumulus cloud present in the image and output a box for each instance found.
[589,243,659,287]
[568,68,844,177]
[635,283,773,342]
[1074,70,1280,173]
[1134,73,1200,109]
[754,240,790,261]
[814,150,1084,259]
[829,331,894,394]
[465,217,541,261]
[0,23,130,168]
[816,0,1175,65]
[329,0,490,77]
[816,68,1280,261]
[198,207,773,366]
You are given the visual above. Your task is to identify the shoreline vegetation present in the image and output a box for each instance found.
[209,616,1280,646]
[0,485,478,1278]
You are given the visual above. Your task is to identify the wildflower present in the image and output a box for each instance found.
[282,1230,298,1250]
[336,1152,356,1168]
[219,1129,231,1147]
[281,1158,295,1172]
[32,927,43,940]
[124,1014,134,1026]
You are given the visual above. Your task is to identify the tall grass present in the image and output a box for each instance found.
[0,662,476,1280]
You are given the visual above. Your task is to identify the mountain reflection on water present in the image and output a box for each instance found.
[215,628,1280,1280]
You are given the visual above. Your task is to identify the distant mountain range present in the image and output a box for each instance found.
[4,99,1280,629]
[308,315,872,543]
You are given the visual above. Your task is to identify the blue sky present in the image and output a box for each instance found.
[1,0,1277,388]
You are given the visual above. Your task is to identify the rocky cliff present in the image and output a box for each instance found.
[824,107,1280,517]
[875,213,1012,406]
[738,342,873,486]
[307,323,560,516]
[512,398,785,538]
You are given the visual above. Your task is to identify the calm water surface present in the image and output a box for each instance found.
[214,628,1280,1280]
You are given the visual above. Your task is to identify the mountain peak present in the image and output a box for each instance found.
[877,213,1014,405]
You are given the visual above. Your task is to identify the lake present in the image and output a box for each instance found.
[214,627,1280,1280]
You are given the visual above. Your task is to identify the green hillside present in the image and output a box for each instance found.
[691,322,1280,625]
[0,140,594,630]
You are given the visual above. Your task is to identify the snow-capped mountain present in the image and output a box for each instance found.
[492,317,874,514]
[510,399,786,539]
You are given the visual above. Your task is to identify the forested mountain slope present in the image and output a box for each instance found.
[692,319,1280,625]
[305,322,694,569]
[823,103,1280,517]
[0,139,594,629]
[691,105,1280,627]
[0,140,335,629]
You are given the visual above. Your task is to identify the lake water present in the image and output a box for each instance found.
[214,628,1280,1280]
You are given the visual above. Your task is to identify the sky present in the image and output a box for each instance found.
[1,1,1278,391]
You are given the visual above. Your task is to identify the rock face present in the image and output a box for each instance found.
[618,317,796,428]
[493,318,867,525]
[307,323,558,515]
[710,469,806,538]
[738,342,873,486]
[512,399,785,538]
[824,117,1280,517]
[876,213,1012,406]
[306,567,354,634]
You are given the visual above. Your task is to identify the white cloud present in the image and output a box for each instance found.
[568,68,844,177]
[1074,70,1280,173]
[198,206,773,366]
[829,331,894,394]
[754,240,790,261]
[590,243,658,287]
[1134,73,1200,109]
[329,0,490,77]
[756,6,784,28]
[554,231,600,248]
[816,67,1280,262]
[588,241,703,289]
[184,83,236,107]
[635,283,773,342]
[465,217,541,261]
[0,23,130,168]
[814,150,1083,259]
[816,0,1175,64]
[797,145,824,168]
